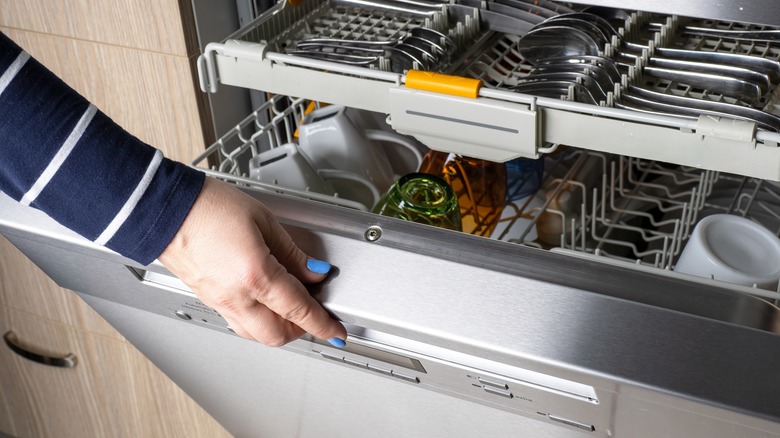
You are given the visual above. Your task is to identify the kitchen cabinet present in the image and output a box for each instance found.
[0,237,232,437]
[0,1,229,436]
[0,299,230,437]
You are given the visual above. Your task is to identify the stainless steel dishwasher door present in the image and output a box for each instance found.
[1,189,779,437]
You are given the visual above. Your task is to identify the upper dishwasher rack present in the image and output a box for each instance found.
[197,0,780,180]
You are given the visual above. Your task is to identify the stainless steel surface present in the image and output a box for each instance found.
[2,189,780,437]
[78,295,598,438]
[3,331,78,368]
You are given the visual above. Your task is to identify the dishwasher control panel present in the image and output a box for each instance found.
[162,288,611,434]
[288,327,611,435]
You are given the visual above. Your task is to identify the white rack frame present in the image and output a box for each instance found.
[197,0,780,180]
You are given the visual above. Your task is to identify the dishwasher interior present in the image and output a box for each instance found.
[194,0,780,307]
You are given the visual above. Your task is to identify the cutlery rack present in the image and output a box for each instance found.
[198,1,780,181]
[608,13,780,111]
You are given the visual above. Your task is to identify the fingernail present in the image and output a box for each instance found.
[307,258,331,275]
[327,337,346,348]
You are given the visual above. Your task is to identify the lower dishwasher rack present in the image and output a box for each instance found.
[193,94,780,306]
[198,0,780,179]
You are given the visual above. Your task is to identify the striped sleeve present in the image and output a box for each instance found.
[0,32,205,265]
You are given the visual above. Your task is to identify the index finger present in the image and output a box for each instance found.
[256,259,348,345]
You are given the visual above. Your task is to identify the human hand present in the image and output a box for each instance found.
[159,177,347,347]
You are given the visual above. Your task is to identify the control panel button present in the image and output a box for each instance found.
[483,385,513,399]
[367,364,393,376]
[391,371,420,383]
[344,357,368,368]
[548,414,595,432]
[478,377,509,390]
[174,310,192,320]
[320,351,345,363]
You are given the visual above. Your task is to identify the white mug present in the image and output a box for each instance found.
[298,105,423,194]
[249,142,380,210]
[249,143,334,195]
[319,168,381,210]
[674,214,780,289]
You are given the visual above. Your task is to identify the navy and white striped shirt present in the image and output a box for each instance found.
[0,32,204,265]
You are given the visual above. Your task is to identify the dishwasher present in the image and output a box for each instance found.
[2,0,780,437]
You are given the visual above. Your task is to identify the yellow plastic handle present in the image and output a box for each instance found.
[405,70,482,98]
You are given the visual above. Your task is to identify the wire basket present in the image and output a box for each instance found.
[192,95,371,211]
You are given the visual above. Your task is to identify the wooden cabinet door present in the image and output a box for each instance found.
[0,306,230,438]
[0,307,110,437]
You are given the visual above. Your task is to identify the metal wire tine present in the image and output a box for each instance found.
[513,0,575,14]
[297,37,401,48]
[537,55,623,83]
[682,27,780,43]
[380,0,447,8]
[409,27,456,51]
[329,0,440,16]
[644,21,780,42]
[398,43,435,67]
[518,72,609,102]
[510,81,580,100]
[492,0,561,19]
[289,50,381,65]
[403,35,445,56]
[296,41,388,55]
[387,47,418,72]
[529,63,617,98]
[388,45,429,71]
[619,86,780,132]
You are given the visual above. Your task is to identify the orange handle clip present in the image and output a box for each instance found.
[405,70,482,98]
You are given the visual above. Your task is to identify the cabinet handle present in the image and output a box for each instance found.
[3,331,78,368]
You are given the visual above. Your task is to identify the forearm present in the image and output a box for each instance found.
[0,31,204,264]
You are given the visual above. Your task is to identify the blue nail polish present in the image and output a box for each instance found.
[307,258,332,275]
[328,337,346,348]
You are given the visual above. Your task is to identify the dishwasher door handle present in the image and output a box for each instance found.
[127,266,192,293]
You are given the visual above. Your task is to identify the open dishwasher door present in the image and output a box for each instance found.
[4,0,780,436]
[2,186,780,437]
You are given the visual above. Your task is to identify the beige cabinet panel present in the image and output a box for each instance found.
[0,236,125,341]
[0,307,230,438]
[0,307,19,437]
[0,307,112,437]
[0,0,197,56]
[0,28,211,163]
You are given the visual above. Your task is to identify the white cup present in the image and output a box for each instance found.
[298,105,423,194]
[364,129,425,178]
[674,214,780,289]
[249,143,334,194]
[249,142,380,209]
[319,168,381,210]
